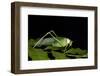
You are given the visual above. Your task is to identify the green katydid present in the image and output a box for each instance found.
[33,30,73,53]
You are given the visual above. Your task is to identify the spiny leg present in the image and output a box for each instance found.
[33,31,51,48]
[49,32,63,47]
[33,30,61,48]
[49,30,58,37]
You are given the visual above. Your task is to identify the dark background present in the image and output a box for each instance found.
[28,15,88,50]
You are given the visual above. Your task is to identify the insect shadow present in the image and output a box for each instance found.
[46,49,55,60]
[53,49,64,53]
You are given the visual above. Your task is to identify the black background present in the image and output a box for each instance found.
[28,15,88,50]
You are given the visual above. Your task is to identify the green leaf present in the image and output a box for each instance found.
[65,48,88,58]
[28,47,49,60]
[52,51,68,59]
[28,39,88,60]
